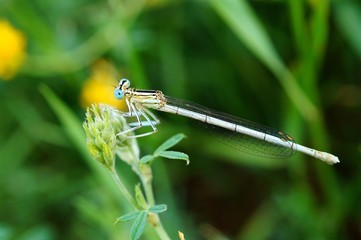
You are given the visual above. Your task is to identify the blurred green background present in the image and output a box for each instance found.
[1,0,360,239]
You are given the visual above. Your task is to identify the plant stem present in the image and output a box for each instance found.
[154,221,171,240]
[139,164,170,239]
[109,166,140,209]
[140,164,155,205]
[111,164,170,239]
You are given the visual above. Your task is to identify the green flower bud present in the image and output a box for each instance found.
[83,104,139,170]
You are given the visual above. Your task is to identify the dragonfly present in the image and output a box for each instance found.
[113,78,339,165]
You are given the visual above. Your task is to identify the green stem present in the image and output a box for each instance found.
[139,164,170,239]
[109,166,140,209]
[144,180,155,206]
[140,164,155,206]
[154,221,171,240]
[111,164,170,239]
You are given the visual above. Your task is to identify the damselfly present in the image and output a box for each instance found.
[114,79,339,165]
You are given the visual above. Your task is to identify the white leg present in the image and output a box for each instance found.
[115,101,158,139]
[122,98,134,117]
[125,104,158,138]
[128,106,160,127]
[142,106,160,125]
[115,100,143,137]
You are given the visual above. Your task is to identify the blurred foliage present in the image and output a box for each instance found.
[1,0,361,239]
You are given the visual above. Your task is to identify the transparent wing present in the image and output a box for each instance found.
[165,96,296,159]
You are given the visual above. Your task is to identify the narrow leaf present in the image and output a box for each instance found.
[39,84,89,158]
[140,155,155,164]
[157,151,189,165]
[149,204,167,214]
[209,0,318,121]
[335,1,361,58]
[130,210,147,240]
[209,0,282,73]
[39,85,124,202]
[135,184,148,209]
[154,133,186,155]
[116,211,141,222]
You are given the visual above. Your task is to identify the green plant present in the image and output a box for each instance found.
[83,104,189,240]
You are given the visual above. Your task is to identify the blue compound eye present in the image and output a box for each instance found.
[114,89,124,99]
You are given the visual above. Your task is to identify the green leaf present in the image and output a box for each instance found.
[39,85,124,202]
[135,184,148,209]
[157,151,189,165]
[335,1,361,59]
[154,133,186,155]
[140,155,155,164]
[209,0,318,121]
[149,204,167,214]
[209,0,282,73]
[116,211,141,222]
[130,210,147,240]
[39,84,88,158]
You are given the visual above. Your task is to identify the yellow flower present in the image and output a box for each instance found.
[80,60,127,111]
[0,20,26,80]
